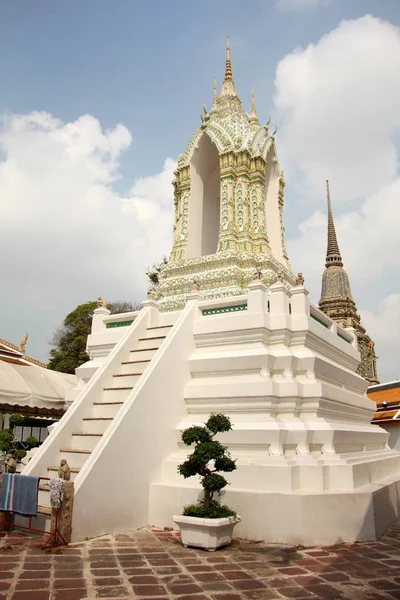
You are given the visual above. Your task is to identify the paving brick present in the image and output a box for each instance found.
[95,586,130,597]
[53,579,86,590]
[50,591,88,600]
[370,580,400,591]
[243,591,280,599]
[131,584,168,596]
[168,583,204,594]
[232,579,266,590]
[19,571,51,579]
[223,571,254,580]
[187,564,215,572]
[211,595,242,600]
[277,567,307,575]
[128,575,160,584]
[195,572,225,582]
[54,571,84,579]
[16,579,50,590]
[11,592,51,600]
[275,588,314,599]
[93,576,124,586]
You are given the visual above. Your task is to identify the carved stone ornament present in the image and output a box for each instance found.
[146,288,154,300]
[96,296,106,308]
[191,279,201,292]
[253,267,262,281]
[295,272,305,286]
[58,459,71,481]
[4,454,17,474]
[276,271,283,283]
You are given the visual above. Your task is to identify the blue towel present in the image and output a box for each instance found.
[0,473,39,517]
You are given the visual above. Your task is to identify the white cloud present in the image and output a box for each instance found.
[276,0,330,11]
[276,15,400,382]
[0,111,175,360]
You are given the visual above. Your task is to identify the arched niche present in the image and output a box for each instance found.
[186,134,220,258]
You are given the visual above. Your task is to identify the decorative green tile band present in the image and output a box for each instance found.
[310,313,329,329]
[106,320,134,329]
[202,304,247,316]
[337,332,351,344]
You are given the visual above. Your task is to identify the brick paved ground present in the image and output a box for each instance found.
[2,524,400,600]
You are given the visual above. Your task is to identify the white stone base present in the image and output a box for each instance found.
[150,477,400,546]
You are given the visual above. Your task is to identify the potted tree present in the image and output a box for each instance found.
[173,413,240,551]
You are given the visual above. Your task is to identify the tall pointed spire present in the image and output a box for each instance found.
[219,38,239,99]
[325,180,343,268]
[225,38,233,81]
[211,77,217,112]
[249,86,259,124]
[319,179,379,384]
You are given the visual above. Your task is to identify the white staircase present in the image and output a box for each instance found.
[23,305,177,531]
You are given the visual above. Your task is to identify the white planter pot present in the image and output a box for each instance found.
[173,514,241,551]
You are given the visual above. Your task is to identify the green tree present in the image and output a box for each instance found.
[178,413,237,518]
[146,256,168,287]
[0,414,38,465]
[48,299,140,374]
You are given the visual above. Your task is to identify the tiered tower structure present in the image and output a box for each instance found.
[319,181,379,384]
[157,39,293,310]
[23,40,400,547]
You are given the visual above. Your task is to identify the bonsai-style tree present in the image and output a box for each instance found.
[0,414,38,466]
[178,413,237,518]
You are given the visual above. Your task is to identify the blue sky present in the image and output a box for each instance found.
[1,0,400,381]
[1,0,399,192]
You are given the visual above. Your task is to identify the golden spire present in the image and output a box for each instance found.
[219,38,239,99]
[249,86,259,124]
[225,38,233,81]
[211,77,217,113]
[325,180,343,268]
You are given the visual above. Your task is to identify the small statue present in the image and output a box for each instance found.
[58,459,71,481]
[96,296,106,308]
[264,117,271,131]
[253,267,262,281]
[4,454,17,474]
[295,273,305,286]
[19,331,28,355]
[271,126,278,138]
[276,271,283,283]
[147,288,155,300]
[191,279,201,292]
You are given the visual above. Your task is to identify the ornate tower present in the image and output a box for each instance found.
[157,39,294,310]
[319,181,379,384]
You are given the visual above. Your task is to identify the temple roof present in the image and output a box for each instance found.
[178,40,275,167]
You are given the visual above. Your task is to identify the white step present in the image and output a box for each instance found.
[38,485,50,508]
[128,348,158,361]
[112,373,141,387]
[102,387,133,402]
[120,359,151,375]
[47,465,80,481]
[147,325,173,333]
[136,336,166,350]
[82,417,113,434]
[92,401,123,418]
[71,433,103,451]
[59,448,91,469]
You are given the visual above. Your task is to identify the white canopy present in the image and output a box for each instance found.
[0,360,75,411]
